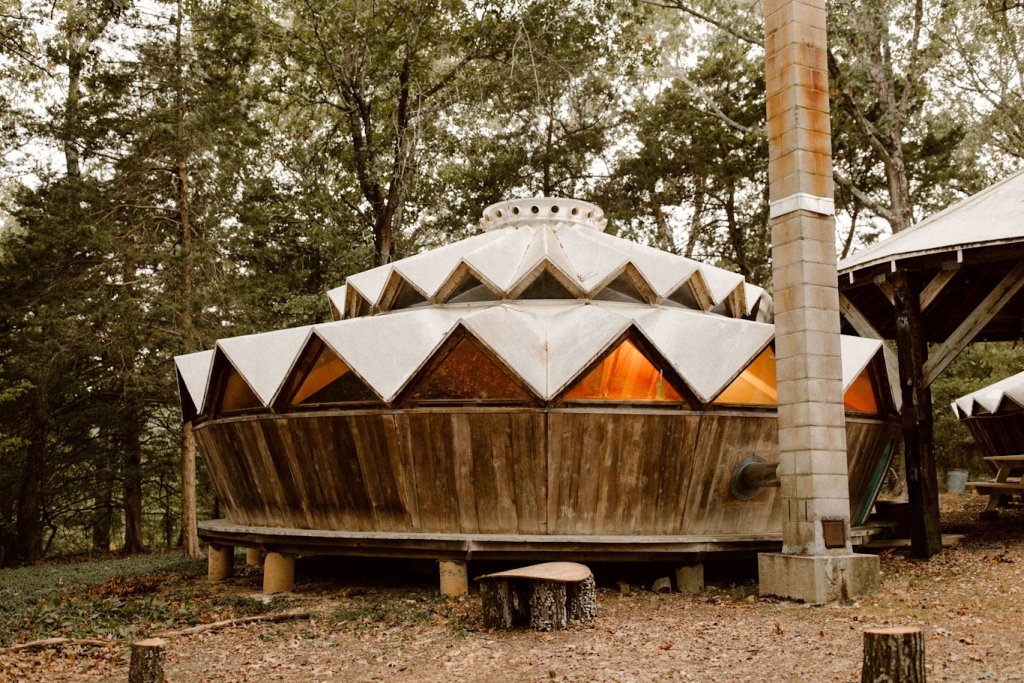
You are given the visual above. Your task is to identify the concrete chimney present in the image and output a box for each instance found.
[757,0,880,603]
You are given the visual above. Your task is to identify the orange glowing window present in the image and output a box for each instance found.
[844,366,879,414]
[290,345,376,405]
[409,337,530,401]
[714,346,777,406]
[218,367,261,413]
[564,339,685,402]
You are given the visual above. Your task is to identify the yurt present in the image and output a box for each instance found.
[952,370,1024,458]
[175,198,898,567]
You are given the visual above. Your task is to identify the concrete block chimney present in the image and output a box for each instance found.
[757,0,880,604]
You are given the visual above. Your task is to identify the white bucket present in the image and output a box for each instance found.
[946,469,968,493]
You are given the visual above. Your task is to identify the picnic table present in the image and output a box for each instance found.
[968,455,1024,515]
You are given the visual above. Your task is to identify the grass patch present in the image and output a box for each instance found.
[0,552,287,646]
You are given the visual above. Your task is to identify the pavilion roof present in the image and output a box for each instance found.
[839,169,1024,275]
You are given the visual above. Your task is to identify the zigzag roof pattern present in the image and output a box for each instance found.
[952,369,1024,419]
[329,198,771,322]
[175,301,884,414]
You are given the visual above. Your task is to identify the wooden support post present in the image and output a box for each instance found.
[245,547,263,567]
[528,580,567,631]
[207,544,233,581]
[892,272,942,559]
[861,627,925,683]
[128,638,167,683]
[263,552,295,594]
[181,420,200,558]
[439,560,468,596]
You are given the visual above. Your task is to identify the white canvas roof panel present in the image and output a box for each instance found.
[633,308,774,402]
[174,349,215,413]
[542,304,633,397]
[345,263,394,305]
[217,326,312,406]
[461,305,548,395]
[840,168,1024,273]
[314,308,464,402]
[462,227,536,291]
[839,336,883,392]
[553,226,631,292]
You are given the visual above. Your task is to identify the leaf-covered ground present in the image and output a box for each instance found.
[2,493,1024,682]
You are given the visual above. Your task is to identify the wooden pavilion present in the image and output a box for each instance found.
[176,197,899,590]
[838,169,1024,557]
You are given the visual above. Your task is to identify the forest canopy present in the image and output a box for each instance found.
[0,0,1021,564]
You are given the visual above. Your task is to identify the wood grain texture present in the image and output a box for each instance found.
[194,408,895,541]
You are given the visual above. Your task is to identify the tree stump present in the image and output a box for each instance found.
[529,580,567,631]
[480,579,530,629]
[128,638,167,683]
[861,627,925,683]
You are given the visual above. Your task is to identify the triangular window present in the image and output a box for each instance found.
[519,269,575,300]
[714,346,777,406]
[447,272,499,304]
[408,336,530,402]
[217,366,261,413]
[564,338,685,402]
[594,272,645,303]
[664,282,700,310]
[844,366,879,414]
[289,344,376,405]
[390,280,428,310]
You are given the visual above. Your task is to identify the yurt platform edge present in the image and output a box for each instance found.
[198,519,886,561]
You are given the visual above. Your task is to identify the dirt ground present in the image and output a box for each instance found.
[3,493,1024,682]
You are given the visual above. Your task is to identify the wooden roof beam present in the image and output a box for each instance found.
[922,261,1024,387]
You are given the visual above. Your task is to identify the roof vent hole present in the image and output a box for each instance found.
[531,205,539,214]
[512,207,520,215]
[571,207,579,215]
[495,210,502,218]
[551,205,559,213]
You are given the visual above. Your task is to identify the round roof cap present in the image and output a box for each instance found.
[480,197,607,232]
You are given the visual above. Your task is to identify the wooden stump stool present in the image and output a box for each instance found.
[477,562,596,631]
[861,627,925,683]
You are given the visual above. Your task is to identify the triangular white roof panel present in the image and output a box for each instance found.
[553,226,629,292]
[217,326,313,406]
[393,231,501,299]
[634,308,774,402]
[461,305,548,396]
[346,264,393,305]
[839,336,883,392]
[314,308,464,402]
[544,304,633,397]
[462,227,536,291]
[174,349,215,414]
[327,285,346,318]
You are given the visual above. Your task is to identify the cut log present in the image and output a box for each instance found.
[861,627,925,683]
[528,580,567,631]
[128,638,166,683]
[480,579,529,629]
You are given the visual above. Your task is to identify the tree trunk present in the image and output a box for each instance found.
[92,471,113,551]
[15,384,49,563]
[181,420,199,557]
[892,271,942,559]
[122,408,145,553]
[175,0,200,560]
[861,627,925,683]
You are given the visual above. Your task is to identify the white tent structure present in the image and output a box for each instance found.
[175,198,898,564]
